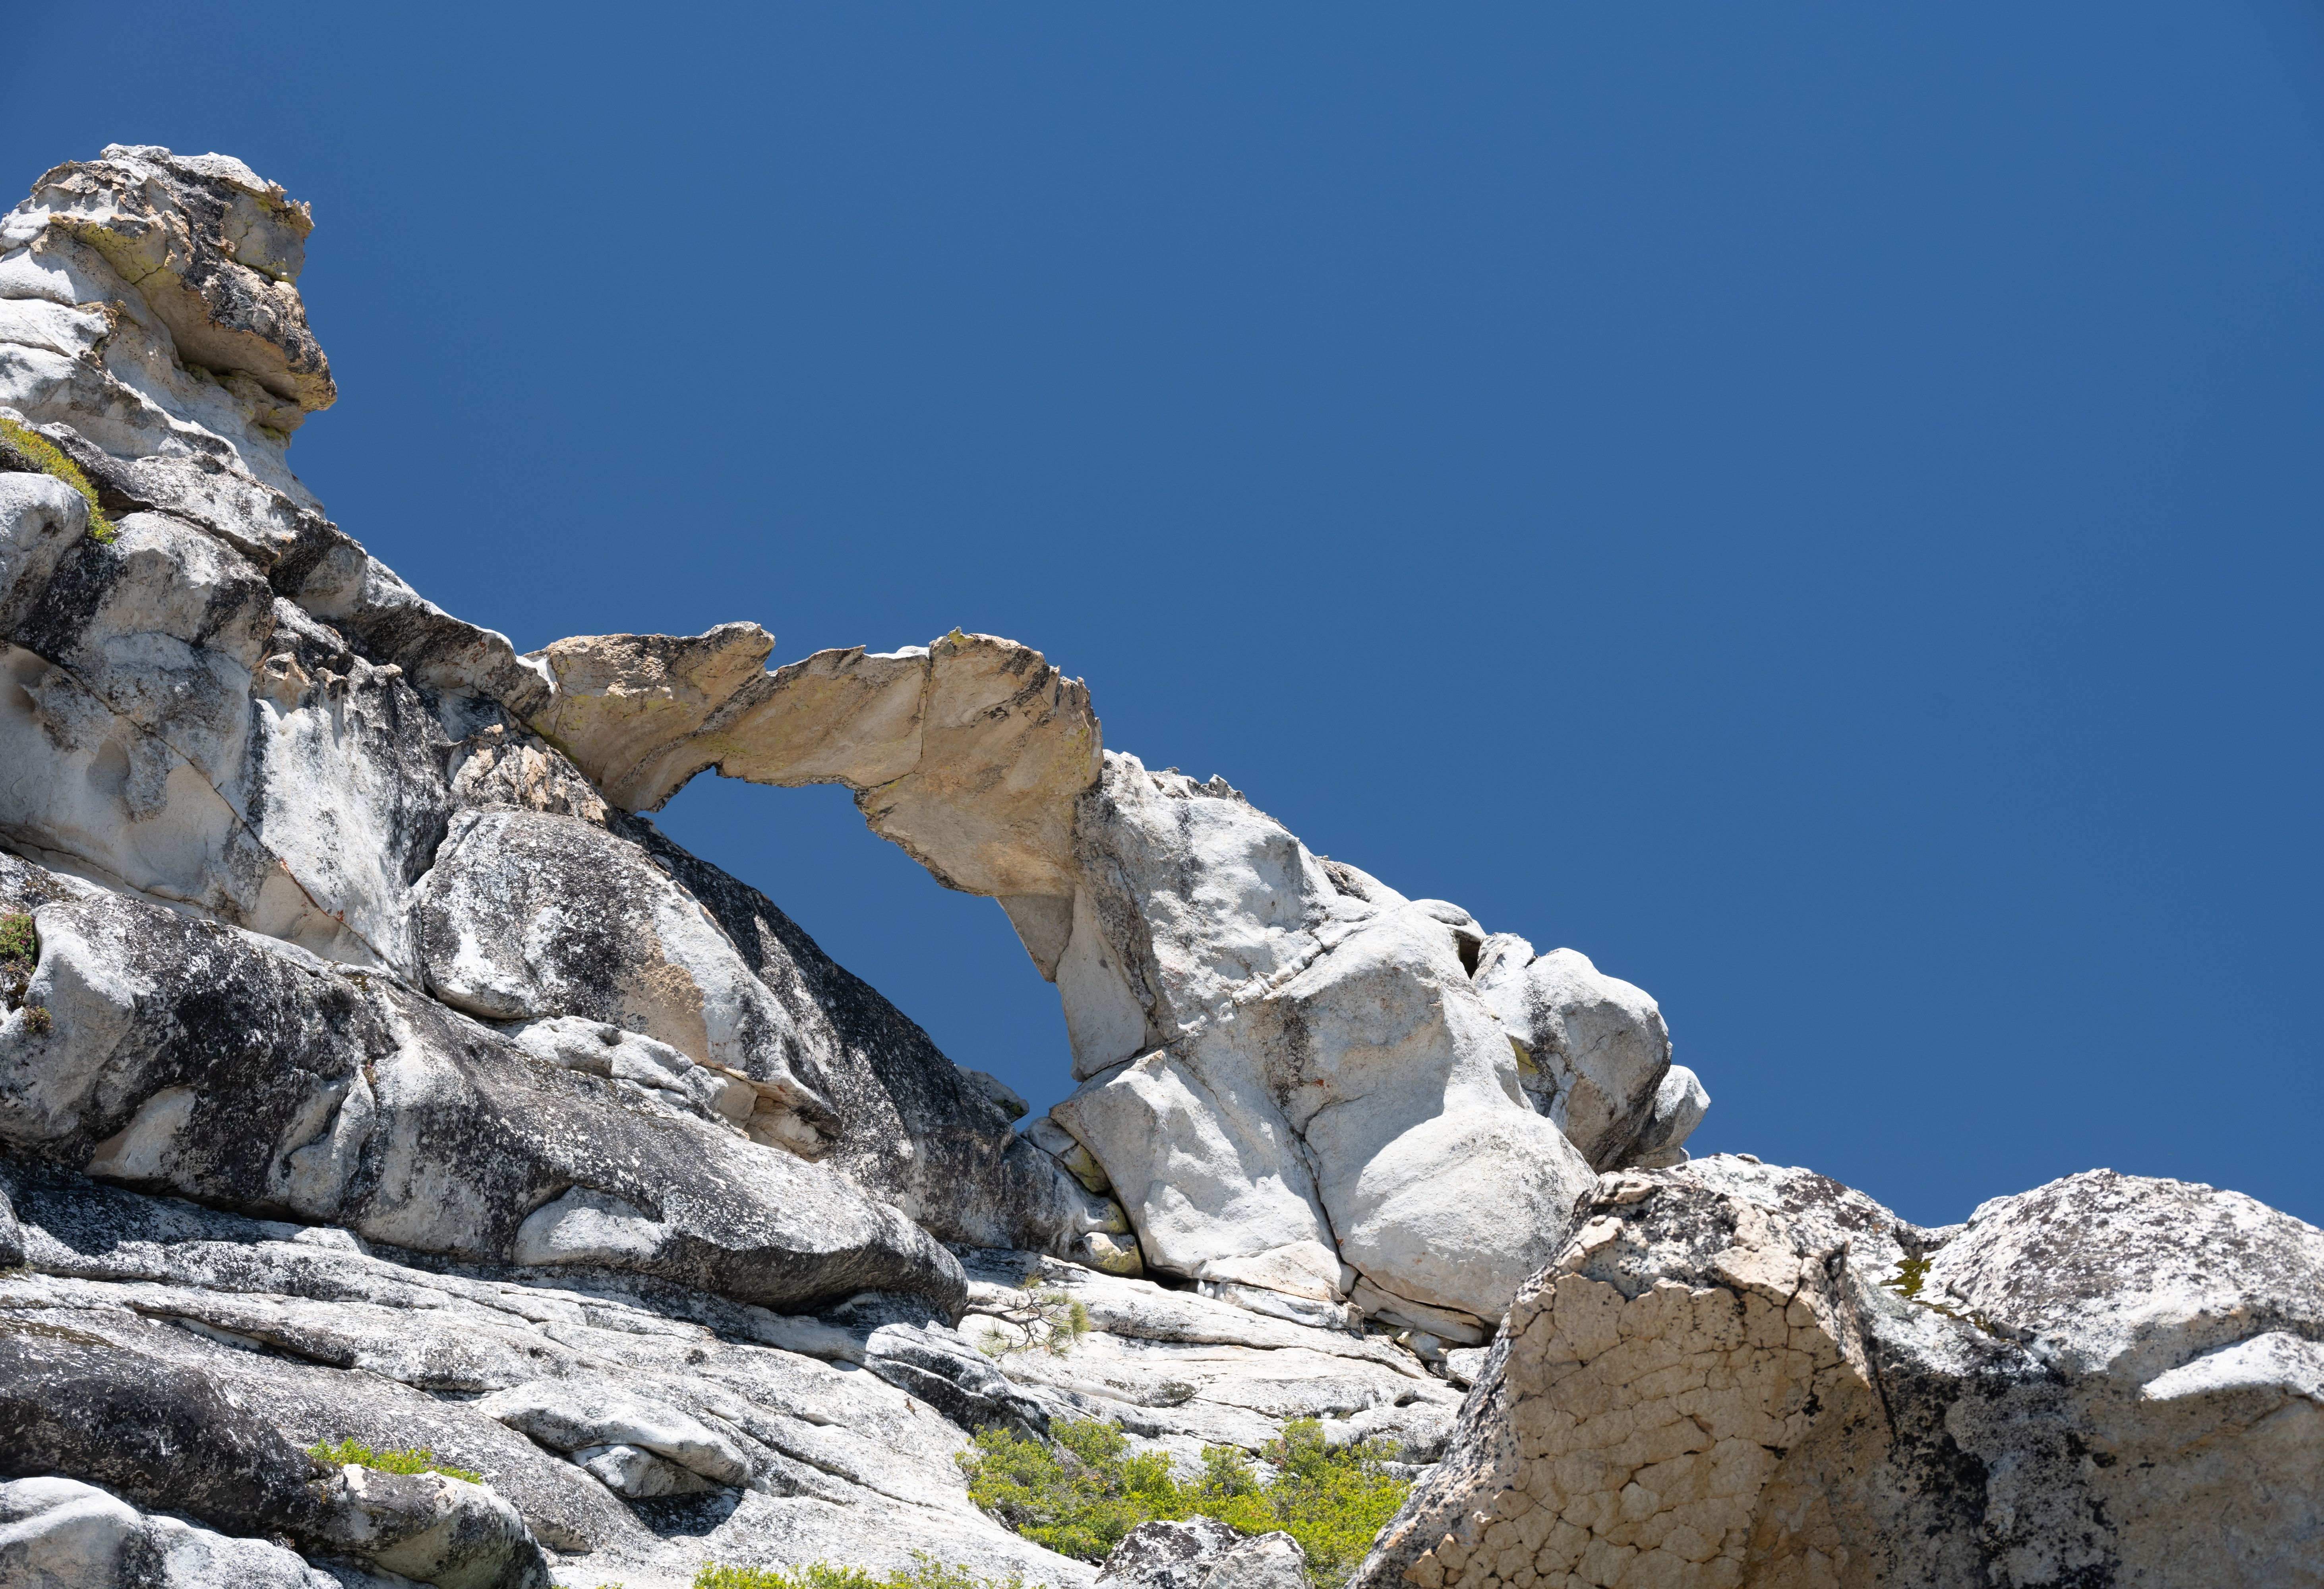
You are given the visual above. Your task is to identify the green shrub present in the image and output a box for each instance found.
[307,1438,482,1484]
[2,912,39,1030]
[958,1418,1188,1560]
[0,417,116,543]
[0,913,33,972]
[693,1554,1026,1589]
[955,1417,1408,1587]
[1195,1419,1411,1588]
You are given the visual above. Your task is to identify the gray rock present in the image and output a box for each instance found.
[0,854,967,1320]
[0,1176,19,1268]
[1097,1517,1242,1589]
[569,1442,718,1500]
[1471,936,1676,1171]
[0,1305,547,1587]
[413,807,838,1150]
[1356,1158,2324,1589]
[476,1382,750,1485]
[0,1475,340,1589]
[518,615,1690,1330]
[1199,1533,1307,1589]
[1624,1063,1709,1170]
[0,1164,1093,1586]
[635,821,1138,1267]
[1097,1521,1306,1589]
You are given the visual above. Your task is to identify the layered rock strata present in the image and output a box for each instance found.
[0,1160,1459,1588]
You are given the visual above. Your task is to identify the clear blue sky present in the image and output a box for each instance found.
[10,5,2320,1229]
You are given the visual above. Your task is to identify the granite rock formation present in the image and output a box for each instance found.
[2,142,2317,1589]
[1355,1158,2324,1589]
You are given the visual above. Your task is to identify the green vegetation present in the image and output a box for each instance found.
[956,1416,1409,1587]
[1881,1252,2002,1336]
[973,1274,1091,1359]
[306,1438,482,1484]
[2,912,43,1031]
[693,1556,1026,1589]
[1881,1255,1931,1300]
[0,913,33,971]
[0,416,117,543]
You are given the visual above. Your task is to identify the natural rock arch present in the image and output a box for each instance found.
[523,622,1710,1334]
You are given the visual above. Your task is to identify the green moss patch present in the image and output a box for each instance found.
[0,416,117,543]
[306,1438,482,1484]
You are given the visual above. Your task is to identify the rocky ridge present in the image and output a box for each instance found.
[0,146,2316,1589]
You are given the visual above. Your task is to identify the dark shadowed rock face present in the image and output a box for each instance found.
[637,822,1126,1257]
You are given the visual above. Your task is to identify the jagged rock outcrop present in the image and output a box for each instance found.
[11,139,2314,1589]
[1355,1157,2324,1589]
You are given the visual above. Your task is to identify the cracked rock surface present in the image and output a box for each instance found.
[1355,1156,2324,1589]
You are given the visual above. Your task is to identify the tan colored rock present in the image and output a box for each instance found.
[12,147,334,429]
[527,622,782,809]
[526,627,1099,897]
[1358,1158,2324,1589]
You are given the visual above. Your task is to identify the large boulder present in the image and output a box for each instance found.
[1099,1518,1308,1589]
[1357,1158,2324,1589]
[1052,757,1598,1327]
[0,1476,340,1589]
[635,822,1137,1264]
[0,850,967,1320]
[1471,938,1673,1172]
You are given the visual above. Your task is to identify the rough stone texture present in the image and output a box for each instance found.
[0,1160,1463,1589]
[0,1300,549,1588]
[529,626,1101,898]
[1049,757,1600,1326]
[0,1475,341,1589]
[1099,1518,1246,1589]
[1356,1157,2324,1589]
[515,628,1696,1326]
[1097,1519,1308,1589]
[633,821,1139,1267]
[19,139,2312,1589]
[0,849,967,1322]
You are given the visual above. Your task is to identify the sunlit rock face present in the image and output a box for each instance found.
[529,641,1701,1329]
[1354,1158,2324,1589]
[16,140,2309,1589]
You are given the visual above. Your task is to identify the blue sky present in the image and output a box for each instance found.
[10,4,2320,1228]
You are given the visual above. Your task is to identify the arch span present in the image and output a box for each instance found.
[526,623,1709,1333]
